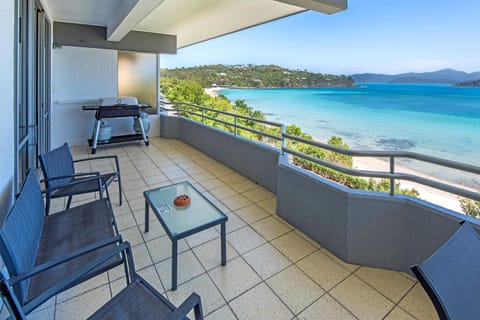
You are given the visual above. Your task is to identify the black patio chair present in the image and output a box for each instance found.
[410,221,480,320]
[39,142,122,215]
[0,170,127,315]
[0,242,204,320]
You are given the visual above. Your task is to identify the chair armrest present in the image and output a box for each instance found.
[42,175,107,195]
[40,172,100,183]
[74,155,120,173]
[23,241,135,314]
[74,155,118,163]
[73,171,101,177]
[167,293,204,320]
[11,236,123,283]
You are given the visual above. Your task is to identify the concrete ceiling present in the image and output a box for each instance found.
[43,0,346,48]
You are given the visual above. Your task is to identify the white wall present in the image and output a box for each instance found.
[51,46,160,148]
[51,46,118,147]
[0,0,15,214]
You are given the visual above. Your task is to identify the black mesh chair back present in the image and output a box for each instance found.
[411,222,480,320]
[0,171,44,304]
[0,170,125,314]
[39,142,122,214]
[39,143,75,190]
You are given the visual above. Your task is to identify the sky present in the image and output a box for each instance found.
[161,0,480,75]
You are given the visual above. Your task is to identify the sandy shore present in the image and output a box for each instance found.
[204,87,225,97]
[353,157,474,212]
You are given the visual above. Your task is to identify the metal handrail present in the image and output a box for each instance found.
[283,133,480,175]
[160,101,480,202]
[171,102,283,127]
[283,133,480,201]
[162,102,283,142]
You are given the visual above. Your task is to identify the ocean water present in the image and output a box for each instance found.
[220,84,480,187]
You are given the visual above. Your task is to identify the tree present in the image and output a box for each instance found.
[161,64,354,88]
[459,198,480,218]
[164,79,205,105]
[325,136,353,168]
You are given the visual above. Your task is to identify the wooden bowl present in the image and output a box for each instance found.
[174,194,191,207]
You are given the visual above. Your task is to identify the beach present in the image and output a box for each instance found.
[204,87,225,97]
[353,157,469,213]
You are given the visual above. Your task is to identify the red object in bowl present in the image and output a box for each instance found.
[174,194,191,207]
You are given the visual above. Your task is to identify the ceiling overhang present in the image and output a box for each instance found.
[44,0,347,50]
[273,0,347,14]
[53,22,177,54]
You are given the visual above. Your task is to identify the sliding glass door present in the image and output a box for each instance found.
[15,0,30,187]
[14,0,51,190]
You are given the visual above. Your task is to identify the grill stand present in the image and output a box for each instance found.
[83,105,150,154]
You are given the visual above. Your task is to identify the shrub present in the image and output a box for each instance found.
[459,198,480,218]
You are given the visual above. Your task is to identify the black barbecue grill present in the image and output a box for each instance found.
[83,97,150,154]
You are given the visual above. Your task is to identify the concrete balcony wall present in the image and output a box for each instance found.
[277,156,479,273]
[345,191,461,271]
[159,112,181,140]
[276,156,350,258]
[160,113,279,193]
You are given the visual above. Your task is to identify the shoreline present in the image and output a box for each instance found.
[205,84,356,96]
[210,85,477,213]
[353,157,474,213]
[204,87,226,97]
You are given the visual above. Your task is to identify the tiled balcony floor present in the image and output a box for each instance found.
[13,137,438,319]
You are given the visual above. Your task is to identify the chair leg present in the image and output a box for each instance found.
[121,249,130,286]
[118,178,122,206]
[45,197,51,216]
[66,196,73,209]
[194,301,204,320]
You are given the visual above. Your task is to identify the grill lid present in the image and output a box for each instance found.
[100,96,138,106]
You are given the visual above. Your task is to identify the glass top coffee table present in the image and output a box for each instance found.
[144,181,228,290]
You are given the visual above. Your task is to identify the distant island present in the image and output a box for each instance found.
[456,79,480,87]
[161,64,354,88]
[161,65,480,88]
[351,68,480,85]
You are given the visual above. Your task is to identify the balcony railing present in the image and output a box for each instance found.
[161,101,480,202]
[161,101,286,146]
[283,133,480,201]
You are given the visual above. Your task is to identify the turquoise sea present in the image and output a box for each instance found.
[220,84,480,187]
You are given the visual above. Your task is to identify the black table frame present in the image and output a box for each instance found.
[144,182,228,290]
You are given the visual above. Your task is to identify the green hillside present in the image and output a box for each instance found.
[161,64,354,88]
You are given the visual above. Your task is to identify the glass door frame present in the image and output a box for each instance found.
[35,5,51,161]
[14,0,31,190]
[14,0,51,192]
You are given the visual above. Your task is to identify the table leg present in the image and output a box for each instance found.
[172,240,178,290]
[221,222,227,266]
[145,199,149,232]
